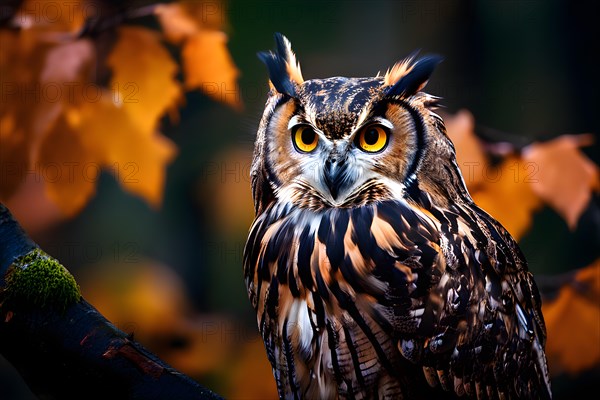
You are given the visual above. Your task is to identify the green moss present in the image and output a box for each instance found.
[3,248,81,311]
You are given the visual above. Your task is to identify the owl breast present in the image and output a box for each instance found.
[244,197,451,398]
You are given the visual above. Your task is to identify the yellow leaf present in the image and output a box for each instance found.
[471,156,543,240]
[38,114,96,216]
[107,26,181,134]
[543,260,600,375]
[69,96,177,207]
[523,135,599,230]
[182,30,241,109]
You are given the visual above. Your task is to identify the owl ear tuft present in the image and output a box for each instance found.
[384,53,443,98]
[257,33,304,97]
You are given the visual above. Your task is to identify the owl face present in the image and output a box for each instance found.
[252,34,447,213]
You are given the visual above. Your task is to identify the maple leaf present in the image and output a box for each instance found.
[543,260,600,375]
[470,156,543,241]
[155,1,225,40]
[155,3,241,109]
[37,114,96,215]
[183,31,241,109]
[1,1,240,220]
[523,135,599,230]
[66,95,177,209]
[154,3,199,44]
[107,26,182,134]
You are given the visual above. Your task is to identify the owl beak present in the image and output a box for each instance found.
[323,158,348,200]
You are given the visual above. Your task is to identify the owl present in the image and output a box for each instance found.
[243,33,552,400]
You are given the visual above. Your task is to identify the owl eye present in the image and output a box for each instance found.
[356,125,389,153]
[292,125,319,153]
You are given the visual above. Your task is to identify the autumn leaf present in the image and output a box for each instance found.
[1,1,240,220]
[470,156,543,240]
[444,110,542,240]
[444,110,487,189]
[155,1,226,42]
[66,95,177,208]
[154,3,199,44]
[446,110,599,237]
[38,114,96,215]
[40,39,94,84]
[155,3,241,109]
[0,29,52,199]
[107,26,182,134]
[182,31,241,109]
[523,135,599,230]
[543,260,600,375]
[12,0,86,33]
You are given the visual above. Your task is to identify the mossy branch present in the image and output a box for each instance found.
[0,203,223,400]
[3,248,81,311]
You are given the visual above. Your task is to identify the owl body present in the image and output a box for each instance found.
[244,34,551,399]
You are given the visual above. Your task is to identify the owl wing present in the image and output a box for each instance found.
[365,199,552,399]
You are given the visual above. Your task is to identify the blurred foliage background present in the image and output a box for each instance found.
[1,1,598,399]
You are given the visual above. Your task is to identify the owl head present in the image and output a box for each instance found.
[251,33,467,214]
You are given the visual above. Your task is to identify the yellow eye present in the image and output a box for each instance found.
[356,125,389,153]
[292,125,319,153]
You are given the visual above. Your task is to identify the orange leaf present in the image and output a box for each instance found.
[67,96,177,208]
[40,39,94,84]
[0,29,51,199]
[471,156,543,240]
[444,110,488,189]
[155,1,225,40]
[523,135,599,230]
[182,30,241,109]
[37,114,96,216]
[13,0,86,33]
[155,3,200,44]
[0,113,29,200]
[543,260,600,375]
[107,26,182,134]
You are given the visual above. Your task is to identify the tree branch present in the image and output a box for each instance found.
[0,203,223,399]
